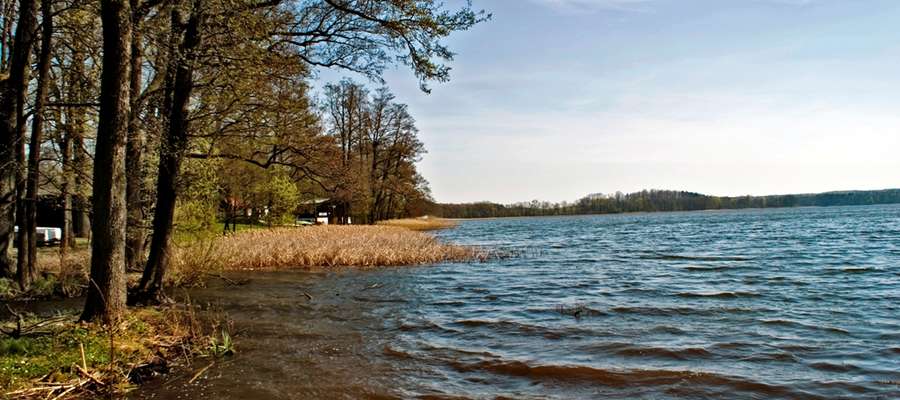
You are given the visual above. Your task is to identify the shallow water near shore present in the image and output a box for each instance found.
[134,204,900,399]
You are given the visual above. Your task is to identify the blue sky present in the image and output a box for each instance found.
[337,0,900,203]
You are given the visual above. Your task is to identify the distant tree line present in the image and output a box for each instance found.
[431,189,900,219]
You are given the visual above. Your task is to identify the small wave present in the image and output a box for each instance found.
[610,305,760,317]
[740,352,799,363]
[824,266,879,274]
[843,266,876,272]
[398,320,461,334]
[351,296,408,304]
[771,343,820,353]
[808,362,862,373]
[383,345,416,360]
[417,394,477,400]
[677,291,760,299]
[454,319,595,339]
[649,325,686,334]
[878,332,900,340]
[712,342,755,350]
[417,343,499,361]
[682,265,731,272]
[759,319,850,335]
[610,306,701,316]
[447,360,797,397]
[431,300,466,307]
[614,345,713,361]
[582,342,712,361]
[554,304,608,318]
[639,253,752,262]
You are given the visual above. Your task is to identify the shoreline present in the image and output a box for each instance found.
[1,223,478,398]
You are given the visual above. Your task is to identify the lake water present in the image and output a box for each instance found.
[135,205,900,399]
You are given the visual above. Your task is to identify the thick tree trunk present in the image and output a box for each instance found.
[131,5,199,304]
[125,9,145,271]
[0,0,37,279]
[19,0,53,289]
[81,0,131,324]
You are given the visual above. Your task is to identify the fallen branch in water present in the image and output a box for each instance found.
[1,305,70,338]
[189,362,215,384]
[203,272,250,286]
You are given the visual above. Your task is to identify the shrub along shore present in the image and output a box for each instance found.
[1,221,478,398]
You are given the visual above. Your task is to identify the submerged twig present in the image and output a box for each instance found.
[188,362,215,384]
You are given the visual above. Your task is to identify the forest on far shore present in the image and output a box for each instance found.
[432,189,900,219]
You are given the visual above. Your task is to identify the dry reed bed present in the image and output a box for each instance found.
[174,225,483,272]
[376,217,457,231]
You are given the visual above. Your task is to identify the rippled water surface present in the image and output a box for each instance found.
[136,205,900,399]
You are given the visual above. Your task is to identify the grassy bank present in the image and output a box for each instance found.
[1,306,226,399]
[0,249,90,301]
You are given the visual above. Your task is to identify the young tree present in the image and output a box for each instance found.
[19,0,54,289]
[0,0,38,279]
[132,0,203,304]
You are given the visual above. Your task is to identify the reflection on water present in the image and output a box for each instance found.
[134,205,900,399]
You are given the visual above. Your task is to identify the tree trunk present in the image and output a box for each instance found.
[59,129,73,252]
[72,133,90,238]
[0,74,12,278]
[131,4,200,304]
[68,48,90,240]
[0,0,38,279]
[20,0,53,289]
[0,0,12,70]
[125,6,145,271]
[81,0,131,324]
[0,73,13,278]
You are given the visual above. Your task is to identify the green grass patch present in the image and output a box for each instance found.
[1,307,212,397]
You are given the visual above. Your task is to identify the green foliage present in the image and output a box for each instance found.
[256,174,300,225]
[0,274,87,300]
[0,308,213,393]
[175,199,219,233]
[0,315,110,389]
[29,275,58,298]
[207,329,234,358]
[0,278,17,299]
[175,157,222,234]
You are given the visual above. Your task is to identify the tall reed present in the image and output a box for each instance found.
[172,225,483,272]
[376,217,457,231]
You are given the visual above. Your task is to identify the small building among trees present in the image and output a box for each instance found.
[296,198,351,225]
